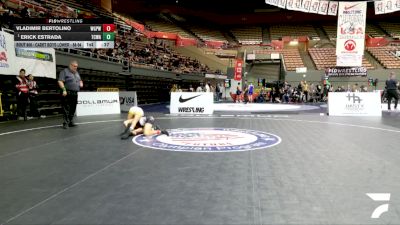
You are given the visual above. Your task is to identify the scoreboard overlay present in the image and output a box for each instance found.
[13,19,115,49]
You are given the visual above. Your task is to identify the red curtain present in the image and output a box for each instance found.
[204,40,225,49]
[176,36,197,47]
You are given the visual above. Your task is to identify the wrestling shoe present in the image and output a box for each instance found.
[161,130,169,136]
[120,123,132,136]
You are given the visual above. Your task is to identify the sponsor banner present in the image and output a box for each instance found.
[133,128,281,152]
[328,92,382,116]
[318,0,329,14]
[0,31,12,74]
[205,74,227,79]
[119,91,138,112]
[336,54,363,67]
[296,67,307,73]
[170,92,214,114]
[328,1,339,16]
[234,59,243,81]
[15,48,54,61]
[336,2,367,56]
[0,31,56,78]
[77,92,120,116]
[326,67,367,77]
[310,0,320,13]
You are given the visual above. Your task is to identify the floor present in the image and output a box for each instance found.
[1,104,400,225]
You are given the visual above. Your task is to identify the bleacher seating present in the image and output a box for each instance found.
[270,25,319,40]
[231,27,262,45]
[366,24,386,38]
[145,19,195,38]
[253,49,305,71]
[367,46,400,69]
[322,24,337,41]
[190,26,228,43]
[379,22,400,39]
[309,48,374,70]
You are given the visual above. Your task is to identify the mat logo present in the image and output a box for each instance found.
[366,193,391,219]
[133,128,281,152]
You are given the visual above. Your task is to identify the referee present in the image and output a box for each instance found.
[385,72,399,111]
[58,60,83,129]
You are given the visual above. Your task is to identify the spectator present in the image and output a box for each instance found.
[20,6,30,18]
[248,82,254,103]
[196,83,203,92]
[15,69,29,121]
[27,74,46,119]
[205,82,211,92]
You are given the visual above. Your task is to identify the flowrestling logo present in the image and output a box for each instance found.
[133,128,281,152]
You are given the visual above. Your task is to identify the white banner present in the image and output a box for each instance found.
[396,0,400,11]
[277,0,287,9]
[119,91,138,112]
[77,92,120,116]
[293,0,303,11]
[336,1,367,67]
[328,1,339,16]
[170,92,214,114]
[310,0,320,13]
[0,31,56,78]
[0,31,13,75]
[375,1,386,14]
[318,0,329,14]
[328,92,382,116]
[286,0,295,10]
[301,0,312,12]
[336,55,363,67]
[270,0,279,6]
[385,0,397,13]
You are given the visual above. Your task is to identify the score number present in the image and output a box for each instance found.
[102,24,115,41]
[102,24,115,32]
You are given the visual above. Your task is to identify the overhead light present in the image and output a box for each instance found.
[289,40,298,46]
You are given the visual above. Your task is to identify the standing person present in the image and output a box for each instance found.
[215,83,221,102]
[303,81,309,103]
[196,83,203,92]
[27,74,45,119]
[248,82,254,103]
[189,85,194,92]
[58,60,83,129]
[16,69,29,121]
[235,85,242,103]
[385,72,399,110]
[205,82,211,92]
